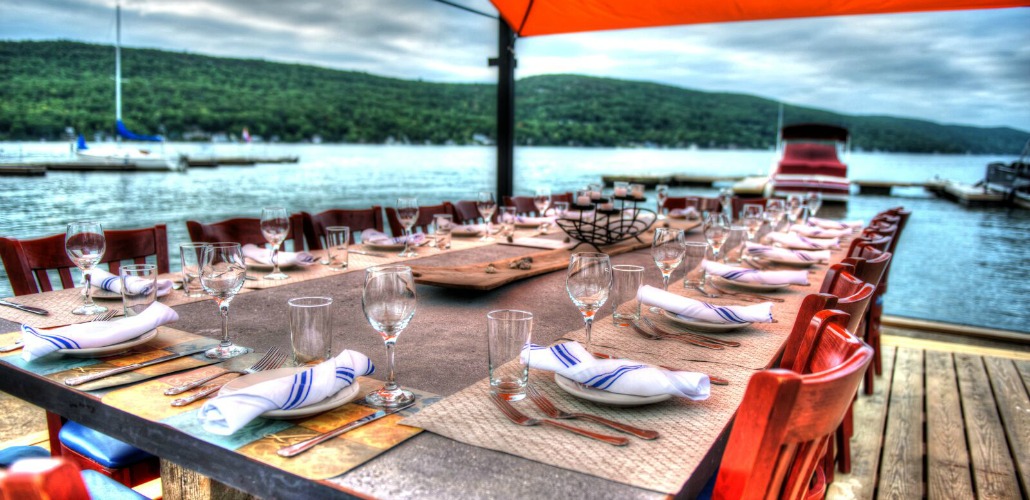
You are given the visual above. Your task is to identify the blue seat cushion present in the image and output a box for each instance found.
[58,421,154,469]
[81,470,149,500]
[0,445,50,467]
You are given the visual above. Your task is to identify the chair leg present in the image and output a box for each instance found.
[861,313,875,395]
[58,444,160,488]
[837,402,854,474]
[869,293,884,376]
[45,411,65,457]
[823,434,836,485]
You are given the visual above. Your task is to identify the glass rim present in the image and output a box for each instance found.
[685,241,710,247]
[612,264,645,272]
[206,242,241,249]
[121,263,156,271]
[288,296,333,307]
[179,242,210,248]
[487,309,533,321]
[570,251,609,259]
[366,264,412,274]
[66,220,102,226]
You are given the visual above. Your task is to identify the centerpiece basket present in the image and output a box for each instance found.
[554,195,656,252]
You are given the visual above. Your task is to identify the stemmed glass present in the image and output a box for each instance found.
[259,207,290,280]
[718,188,735,220]
[741,204,765,243]
[565,253,611,354]
[703,212,731,263]
[200,243,249,359]
[655,184,669,220]
[533,187,551,233]
[65,221,108,315]
[650,227,686,312]
[805,192,822,221]
[396,197,420,258]
[362,265,417,407]
[476,191,497,242]
[765,198,786,232]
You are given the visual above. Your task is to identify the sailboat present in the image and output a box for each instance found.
[75,2,184,172]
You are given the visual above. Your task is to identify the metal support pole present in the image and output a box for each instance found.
[492,20,516,199]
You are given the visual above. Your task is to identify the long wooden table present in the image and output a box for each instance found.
[0,224,840,499]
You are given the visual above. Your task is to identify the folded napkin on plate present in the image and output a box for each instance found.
[808,217,864,230]
[637,285,773,324]
[21,303,179,362]
[789,224,851,239]
[526,341,709,400]
[242,244,316,266]
[361,229,426,245]
[765,231,839,250]
[702,260,809,286]
[669,207,700,219]
[514,216,556,225]
[745,242,830,264]
[90,268,173,297]
[198,350,375,435]
[452,224,491,235]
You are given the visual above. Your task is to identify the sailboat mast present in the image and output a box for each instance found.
[115,2,122,134]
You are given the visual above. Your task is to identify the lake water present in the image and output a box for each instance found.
[1,142,1027,334]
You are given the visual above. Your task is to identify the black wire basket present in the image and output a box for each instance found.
[554,195,656,252]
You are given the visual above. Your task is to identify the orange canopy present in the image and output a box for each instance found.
[490,0,1029,36]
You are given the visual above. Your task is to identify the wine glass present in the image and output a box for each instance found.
[396,197,420,258]
[476,191,497,242]
[703,212,731,263]
[259,207,290,280]
[765,198,786,232]
[655,184,669,220]
[551,201,569,218]
[200,242,249,359]
[785,195,804,225]
[362,265,417,407]
[65,221,108,315]
[741,204,765,243]
[533,187,551,233]
[718,188,735,221]
[650,227,686,312]
[805,192,822,221]
[565,253,611,354]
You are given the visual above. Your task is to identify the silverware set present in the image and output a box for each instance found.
[170,347,288,406]
[489,392,629,446]
[277,399,416,457]
[525,385,658,439]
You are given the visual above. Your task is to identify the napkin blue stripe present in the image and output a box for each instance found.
[335,367,354,384]
[722,269,756,281]
[23,327,80,350]
[283,370,311,410]
[585,365,645,390]
[552,343,580,368]
[701,303,747,324]
[101,276,119,292]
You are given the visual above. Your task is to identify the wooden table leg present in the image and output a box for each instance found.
[160,459,256,500]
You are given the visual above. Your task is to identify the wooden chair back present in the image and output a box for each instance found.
[818,262,855,295]
[827,272,877,336]
[843,249,892,291]
[779,293,837,371]
[0,457,91,500]
[452,200,484,225]
[501,196,538,215]
[732,197,768,220]
[552,192,573,204]
[300,207,383,250]
[663,196,700,211]
[0,225,169,296]
[846,234,891,257]
[385,203,456,235]
[714,310,873,500]
[186,215,305,250]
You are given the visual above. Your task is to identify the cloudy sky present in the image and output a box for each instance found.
[3,0,1028,131]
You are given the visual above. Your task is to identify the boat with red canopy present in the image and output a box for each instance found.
[769,123,851,203]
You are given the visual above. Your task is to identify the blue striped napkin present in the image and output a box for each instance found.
[745,242,830,264]
[637,285,773,324]
[361,229,426,245]
[21,303,178,361]
[703,260,809,285]
[766,231,839,250]
[242,244,317,266]
[89,268,174,297]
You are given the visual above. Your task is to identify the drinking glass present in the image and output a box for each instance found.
[724,226,747,264]
[433,214,453,250]
[120,263,157,317]
[65,221,107,315]
[259,206,290,280]
[396,197,420,257]
[487,309,533,401]
[682,242,709,290]
[180,242,210,298]
[362,265,417,407]
[611,264,644,326]
[718,188,735,221]
[741,204,765,243]
[533,187,551,233]
[651,227,686,293]
[765,198,786,232]
[703,212,731,263]
[805,192,823,220]
[289,297,333,366]
[655,184,669,219]
[551,201,569,218]
[200,242,249,359]
[324,226,350,270]
[498,206,517,237]
[565,253,611,354]
[476,191,497,242]
[785,195,804,225]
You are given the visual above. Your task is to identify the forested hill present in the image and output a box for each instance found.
[1,40,1026,154]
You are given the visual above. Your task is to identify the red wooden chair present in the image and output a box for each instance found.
[501,196,538,215]
[0,456,146,500]
[663,196,701,212]
[846,233,891,257]
[385,202,456,235]
[186,215,305,251]
[712,310,873,500]
[300,207,383,249]
[0,225,169,296]
[732,197,768,220]
[451,200,484,225]
[845,250,894,395]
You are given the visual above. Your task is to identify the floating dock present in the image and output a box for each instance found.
[0,154,299,175]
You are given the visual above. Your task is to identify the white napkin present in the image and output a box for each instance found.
[198,350,375,435]
[765,231,839,250]
[89,268,173,297]
[361,229,426,245]
[526,341,709,400]
[669,207,699,219]
[453,224,492,235]
[637,285,773,324]
[515,216,556,225]
[789,224,851,239]
[808,217,864,230]
[242,244,316,266]
[21,303,179,362]
[702,260,809,286]
[745,242,830,264]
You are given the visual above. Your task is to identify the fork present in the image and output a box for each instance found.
[489,392,629,446]
[630,320,724,350]
[1,310,118,353]
[640,317,741,348]
[169,348,288,406]
[706,281,785,303]
[525,385,659,440]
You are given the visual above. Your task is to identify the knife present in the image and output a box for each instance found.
[64,346,214,386]
[0,299,49,316]
[277,399,416,457]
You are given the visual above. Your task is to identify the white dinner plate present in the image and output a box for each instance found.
[515,222,541,228]
[554,374,670,407]
[219,367,361,419]
[712,276,790,292]
[90,289,122,300]
[661,310,751,333]
[754,255,817,268]
[59,328,158,358]
[363,242,407,251]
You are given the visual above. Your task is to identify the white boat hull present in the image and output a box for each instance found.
[76,146,183,171]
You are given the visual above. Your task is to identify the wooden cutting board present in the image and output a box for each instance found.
[411,219,699,290]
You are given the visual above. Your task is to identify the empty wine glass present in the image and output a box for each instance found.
[477,191,497,242]
[533,187,551,233]
[362,264,417,407]
[741,204,765,243]
[396,197,420,258]
[805,192,822,220]
[200,242,249,359]
[565,253,611,354]
[718,188,735,221]
[655,184,669,220]
[703,212,731,263]
[650,227,686,312]
[259,207,290,280]
[65,221,108,315]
